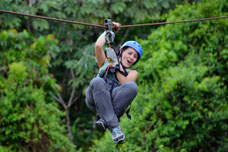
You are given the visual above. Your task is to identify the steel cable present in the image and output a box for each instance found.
[0,10,227,28]
[0,10,106,28]
[120,16,228,28]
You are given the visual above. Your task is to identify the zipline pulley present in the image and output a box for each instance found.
[104,19,118,67]
[104,19,115,46]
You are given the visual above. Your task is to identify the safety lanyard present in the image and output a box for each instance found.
[104,19,128,76]
[103,19,132,120]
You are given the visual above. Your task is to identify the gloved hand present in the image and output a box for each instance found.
[112,22,121,32]
[106,47,119,67]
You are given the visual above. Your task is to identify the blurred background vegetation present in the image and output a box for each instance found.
[0,0,227,151]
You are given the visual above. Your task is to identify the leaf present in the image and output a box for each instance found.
[32,19,49,31]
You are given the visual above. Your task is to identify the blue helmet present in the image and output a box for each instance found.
[117,41,143,65]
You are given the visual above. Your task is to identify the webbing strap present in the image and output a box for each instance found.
[103,65,110,82]
[110,72,117,99]
[102,65,132,120]
[117,64,128,77]
[125,105,131,120]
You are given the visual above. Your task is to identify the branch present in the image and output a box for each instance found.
[53,94,67,109]
[66,50,77,108]
[68,93,81,108]
[119,28,130,46]
[0,66,8,71]
[67,86,75,108]
[67,67,76,107]
[29,0,36,7]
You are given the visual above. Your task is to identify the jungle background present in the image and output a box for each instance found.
[0,0,227,152]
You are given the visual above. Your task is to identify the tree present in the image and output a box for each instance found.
[0,30,75,152]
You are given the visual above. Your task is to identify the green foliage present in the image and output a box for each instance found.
[65,43,97,89]
[0,0,201,151]
[0,0,66,31]
[71,112,103,152]
[0,145,11,152]
[90,0,228,151]
[0,30,75,151]
[0,0,185,89]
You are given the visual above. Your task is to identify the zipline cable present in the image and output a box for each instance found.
[0,10,106,28]
[0,10,227,28]
[120,16,228,28]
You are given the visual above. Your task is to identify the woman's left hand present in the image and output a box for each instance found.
[112,22,121,32]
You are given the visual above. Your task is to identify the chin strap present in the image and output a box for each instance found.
[116,62,128,77]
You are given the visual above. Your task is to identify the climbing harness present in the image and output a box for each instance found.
[102,19,131,119]
[104,19,128,78]
[103,19,127,93]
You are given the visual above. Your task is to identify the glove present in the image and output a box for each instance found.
[106,47,119,67]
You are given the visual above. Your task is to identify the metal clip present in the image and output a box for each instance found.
[104,19,115,45]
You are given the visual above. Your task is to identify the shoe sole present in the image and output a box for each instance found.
[95,122,106,131]
[114,135,125,144]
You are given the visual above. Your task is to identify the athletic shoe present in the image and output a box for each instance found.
[111,127,125,144]
[95,119,106,131]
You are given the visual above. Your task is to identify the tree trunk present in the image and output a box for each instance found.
[66,108,73,143]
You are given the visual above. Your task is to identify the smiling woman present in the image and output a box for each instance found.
[84,22,143,144]
[121,48,138,67]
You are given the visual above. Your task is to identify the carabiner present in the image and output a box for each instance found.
[104,19,115,45]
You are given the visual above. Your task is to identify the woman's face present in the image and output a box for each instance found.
[121,47,138,68]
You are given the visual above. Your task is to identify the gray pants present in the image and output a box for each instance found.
[85,77,138,131]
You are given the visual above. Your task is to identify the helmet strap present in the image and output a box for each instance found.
[118,53,125,67]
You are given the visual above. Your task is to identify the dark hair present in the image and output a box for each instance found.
[120,46,129,53]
